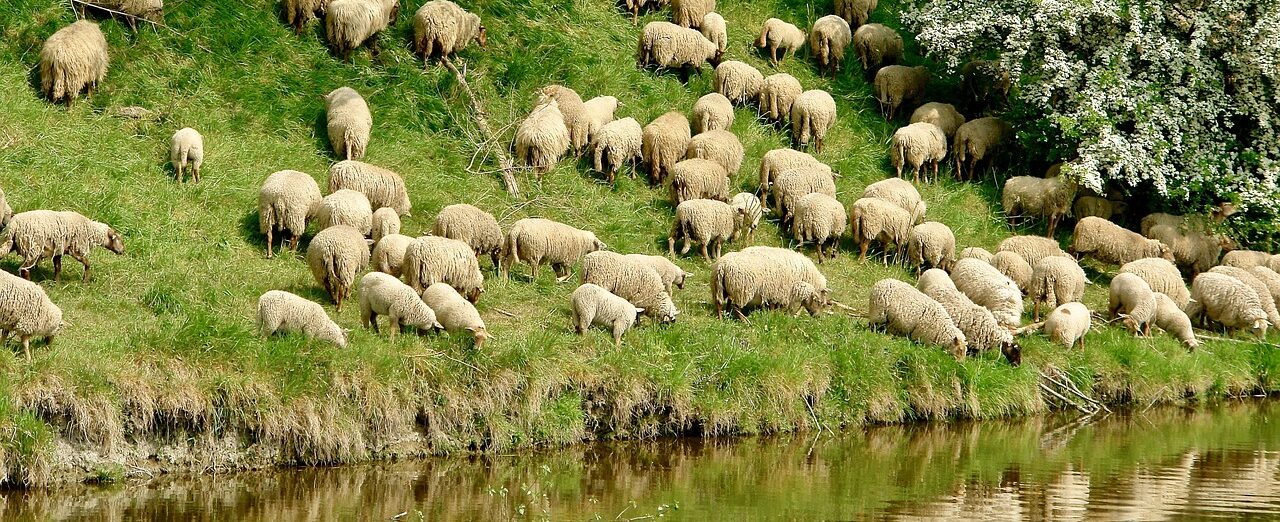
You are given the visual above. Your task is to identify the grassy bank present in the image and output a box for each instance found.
[0,0,1275,486]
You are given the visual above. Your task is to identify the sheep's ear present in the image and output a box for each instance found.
[635,307,646,314]
[683,271,694,277]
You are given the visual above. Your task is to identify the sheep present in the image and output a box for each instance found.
[539,85,587,154]
[700,12,727,59]
[790,89,838,152]
[952,117,1012,181]
[1250,266,1280,316]
[729,192,763,241]
[772,167,837,225]
[259,170,322,258]
[305,224,370,312]
[757,73,803,123]
[317,189,373,236]
[622,0,667,24]
[256,290,346,347]
[624,254,692,294]
[873,65,928,121]
[0,190,11,230]
[997,235,1067,268]
[755,18,805,66]
[849,197,913,263]
[834,0,877,28]
[0,210,124,282]
[852,23,901,73]
[1106,272,1156,336]
[951,258,1023,328]
[643,111,692,185]
[917,269,1021,365]
[284,0,330,33]
[432,203,504,268]
[371,207,400,242]
[1146,224,1232,277]
[713,61,763,105]
[959,246,994,263]
[692,93,734,135]
[571,283,644,346]
[1002,176,1076,236]
[591,117,644,183]
[502,218,606,282]
[809,15,852,77]
[421,282,489,349]
[868,278,967,359]
[1185,272,1269,338]
[991,250,1035,296]
[1071,216,1173,266]
[402,235,485,302]
[961,60,1011,111]
[671,0,714,27]
[907,221,955,272]
[637,21,719,78]
[580,96,619,152]
[685,129,743,176]
[371,233,413,277]
[1138,205,1237,236]
[889,122,947,183]
[169,128,204,183]
[1222,250,1273,269]
[909,102,965,140]
[324,87,372,160]
[668,198,740,261]
[1149,292,1198,350]
[581,251,680,323]
[1208,266,1280,330]
[412,0,485,62]
[711,247,828,318]
[758,149,831,210]
[39,21,108,107]
[358,272,443,337]
[84,0,163,30]
[862,177,926,224]
[792,193,847,263]
[0,271,65,360]
[325,0,400,62]
[1119,257,1190,309]
[515,98,571,179]
[1044,302,1090,350]
[671,159,731,204]
[1072,196,1126,221]
[327,160,411,216]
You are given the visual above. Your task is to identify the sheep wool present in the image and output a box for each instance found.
[809,15,852,77]
[1208,266,1280,330]
[669,198,739,261]
[40,21,108,105]
[671,0,714,28]
[1146,224,1231,276]
[0,270,64,359]
[729,192,763,241]
[413,0,485,61]
[539,85,586,154]
[422,282,489,349]
[1185,272,1269,338]
[515,98,571,178]
[917,269,1021,365]
[862,177,926,224]
[637,22,718,72]
[359,272,442,338]
[990,250,1033,295]
[1249,266,1280,318]
[790,89,837,152]
[997,235,1067,268]
[952,117,1012,181]
[1107,272,1157,335]
[1002,176,1076,236]
[907,221,956,272]
[1222,250,1273,269]
[699,12,727,59]
[772,167,837,225]
[259,170,323,257]
[852,23,902,73]
[327,160,411,216]
[0,189,12,229]
[868,278,966,359]
[325,0,400,62]
[758,148,831,210]
[873,65,928,120]
[692,93,734,134]
[849,197,913,262]
[371,207,400,242]
[0,210,125,283]
[711,248,827,318]
[93,0,163,25]
[571,283,644,346]
[714,61,764,105]
[623,254,692,294]
[889,122,947,183]
[671,158,731,204]
[1027,255,1085,321]
[909,102,965,140]
[757,73,803,122]
[433,203,504,267]
[951,258,1023,328]
[958,246,994,263]
[834,0,877,28]
[317,189,373,236]
[755,18,805,66]
[169,127,204,183]
[1119,257,1190,309]
[256,290,345,348]
[591,117,644,183]
[1044,302,1090,350]
[580,96,619,152]
[403,235,485,303]
[1071,216,1172,266]
[1073,196,1126,221]
[305,224,370,312]
[643,111,692,185]
[581,251,679,323]
[792,193,847,263]
[325,87,372,161]
[502,218,606,281]
[1152,292,1198,350]
[685,130,744,176]
[371,233,414,277]
[285,0,330,33]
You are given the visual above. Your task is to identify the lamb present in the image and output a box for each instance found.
[1151,292,1198,350]
[1185,272,1269,338]
[305,224,370,312]
[1106,272,1156,336]
[571,283,644,346]
[421,282,489,349]
[637,21,720,77]
[758,149,831,210]
[539,85,587,155]
[1119,257,1190,309]
[907,221,955,272]
[624,254,692,293]
[358,272,443,338]
[959,246,993,263]
[772,167,837,225]
[371,233,413,276]
[862,177,926,224]
[1044,302,1090,350]
[591,117,644,183]
[671,159,731,204]
[1207,266,1280,330]
[909,102,965,140]
[0,271,65,360]
[729,192,763,241]
[1070,216,1173,266]
[1023,256,1082,322]
[867,278,967,359]
[852,23,901,73]
[432,203,504,268]
[711,247,828,318]
[952,117,1012,181]
[889,122,947,183]
[259,170,322,257]
[714,61,764,105]
[371,207,400,242]
[317,189,373,236]
[997,235,1067,268]
[916,269,1021,365]
[324,87,372,160]
[790,89,837,152]
[325,0,400,62]
[580,96,619,152]
[39,21,108,106]
[515,98,571,178]
[1072,196,1126,221]
[755,18,805,66]
[849,197,913,262]
[685,129,743,176]
[951,258,1023,328]
[412,0,485,62]
[642,111,692,185]
[502,218,606,282]
[692,93,734,135]
[671,0,714,27]
[257,290,345,348]
[961,60,1011,111]
[581,251,680,323]
[327,160,411,216]
[991,250,1034,296]
[757,73,803,122]
[873,65,928,121]
[284,0,330,33]
[0,210,124,282]
[402,235,485,302]
[809,15,852,77]
[834,0,877,28]
[669,198,741,261]
[1222,250,1273,269]
[791,193,847,263]
[1146,224,1232,276]
[169,128,204,183]
[1001,176,1076,236]
[699,12,727,61]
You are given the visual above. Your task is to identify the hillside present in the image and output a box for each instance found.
[0,0,1274,485]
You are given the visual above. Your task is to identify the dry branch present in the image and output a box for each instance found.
[441,56,520,198]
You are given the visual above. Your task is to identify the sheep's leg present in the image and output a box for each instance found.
[388,317,399,340]
[193,164,201,183]
[816,243,825,263]
[667,237,677,257]
[52,255,62,282]
[1046,215,1058,237]
[714,240,722,260]
[770,46,778,66]
[72,253,91,283]
[176,162,184,183]
[290,234,300,253]
[681,237,692,255]
[816,136,824,153]
[1034,301,1041,322]
[265,228,275,258]
[612,321,625,346]
[700,243,711,263]
[859,240,869,261]
[529,261,540,281]
[21,335,30,361]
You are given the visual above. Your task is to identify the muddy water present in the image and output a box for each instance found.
[4,401,1280,521]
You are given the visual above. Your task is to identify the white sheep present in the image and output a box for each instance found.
[700,12,728,62]
[991,250,1033,296]
[327,160,411,216]
[757,73,803,122]
[317,189,373,236]
[540,85,587,155]
[997,235,1067,268]
[1152,292,1198,350]
[671,0,714,28]
[1222,250,1273,269]
[259,169,322,258]
[169,127,204,183]
[1073,195,1126,221]
[1185,272,1269,338]
[305,224,370,312]
[421,282,489,349]
[685,129,744,176]
[790,89,837,152]
[580,96,619,152]
[325,87,372,160]
[325,0,400,62]
[692,93,734,134]
[909,102,964,140]
[502,218,606,282]
[809,15,852,77]
[1208,266,1280,330]
[40,20,108,107]
[889,122,947,183]
[1119,257,1190,309]
[792,193,847,263]
[862,177,926,224]
[285,0,331,33]
[669,198,740,261]
[907,221,955,272]
[917,269,1022,365]
[371,233,413,277]
[758,149,831,210]
[772,168,837,226]
[256,290,345,348]
[1071,216,1173,266]
[958,246,993,263]
[834,0,877,28]
[402,235,485,302]
[852,23,901,73]
[624,254,692,294]
[0,270,65,360]
[711,247,828,318]
[849,197,912,263]
[1250,266,1280,317]
[755,18,805,66]
[1146,224,1232,277]
[571,283,644,346]
[952,117,1011,181]
[1002,176,1076,236]
[951,257,1023,328]
[591,117,644,183]
[637,21,719,78]
[643,111,692,185]
[1027,255,1085,321]
[1108,272,1156,336]
[358,272,443,337]
[433,203,504,267]
[371,207,400,242]
[412,0,485,62]
[581,251,679,323]
[868,278,967,359]
[671,158,730,204]
[515,98,571,179]
[873,65,928,120]
[714,61,764,105]
[0,210,124,282]
[1044,302,1090,350]
[729,192,763,241]
[86,0,163,30]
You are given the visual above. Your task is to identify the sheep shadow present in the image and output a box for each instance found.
[239,210,313,258]
[312,110,336,160]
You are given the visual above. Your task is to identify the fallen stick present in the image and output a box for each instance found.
[492,307,517,319]
[441,56,520,198]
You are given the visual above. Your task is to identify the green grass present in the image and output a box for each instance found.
[0,0,1273,486]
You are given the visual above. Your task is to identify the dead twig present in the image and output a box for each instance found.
[491,307,518,319]
[441,56,520,197]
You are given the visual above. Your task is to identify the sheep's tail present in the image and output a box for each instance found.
[710,263,727,312]
[849,204,864,243]
[593,144,605,173]
[501,228,519,277]
[343,130,358,160]
[176,143,192,170]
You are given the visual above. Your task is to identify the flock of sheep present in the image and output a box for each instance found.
[17,0,1279,364]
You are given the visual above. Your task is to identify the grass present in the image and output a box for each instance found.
[0,0,1274,486]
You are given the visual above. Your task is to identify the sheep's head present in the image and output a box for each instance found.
[1001,339,1022,367]
[587,233,607,252]
[1250,317,1270,339]
[1183,335,1199,351]
[949,336,967,361]
[1119,314,1141,334]
[388,1,401,24]
[675,271,693,290]
[658,298,679,324]
[466,286,483,303]
[469,326,490,349]
[1153,241,1174,261]
[633,307,646,322]
[105,228,125,254]
[477,25,488,47]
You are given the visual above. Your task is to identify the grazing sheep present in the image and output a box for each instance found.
[849,197,913,262]
[169,128,204,183]
[412,0,485,62]
[755,18,805,66]
[1185,272,1269,338]
[868,278,967,359]
[371,207,400,242]
[580,96,619,152]
[790,89,837,152]
[1044,302,1090,350]
[624,254,692,294]
[961,60,1011,111]
[327,160,411,216]
[305,225,370,312]
[729,192,763,241]
[958,246,994,263]
[1002,175,1076,236]
[40,21,108,106]
[1027,256,1085,321]
[873,65,928,120]
[1222,250,1273,269]
[671,158,731,204]
[591,117,644,183]
[1071,216,1173,266]
[909,102,965,140]
[685,129,743,176]
[571,283,644,346]
[758,149,831,210]
[1108,272,1156,336]
[711,247,828,318]
[917,269,1021,365]
[622,0,667,24]
[834,0,877,28]
[371,233,413,277]
[1119,257,1190,309]
[433,203,503,268]
[1250,266,1280,316]
[757,73,803,122]
[637,21,720,77]
[997,235,1067,268]
[402,235,485,302]
[324,87,372,160]
[862,177,926,224]
[1072,196,1126,221]
[0,210,124,282]
[256,290,345,348]
[515,98,571,178]
[1139,213,1188,236]
[1146,224,1232,277]
[1152,292,1198,350]
[317,189,373,236]
[772,167,837,225]
[852,23,901,73]
[285,0,330,33]
[86,0,163,29]
[889,122,947,183]
[671,0,714,27]
[643,111,692,185]
[359,272,442,338]
[668,198,740,261]
[992,250,1035,296]
[0,271,65,360]
[907,221,955,272]
[714,61,764,105]
[502,218,606,282]
[699,12,727,60]
[952,117,1012,181]
[692,93,734,136]
[1208,266,1280,329]
[0,190,11,230]
[421,282,489,349]
[325,0,400,62]
[259,170,323,257]
[539,85,587,155]
[792,193,847,263]
[581,251,679,322]
[809,15,852,77]
[951,258,1024,328]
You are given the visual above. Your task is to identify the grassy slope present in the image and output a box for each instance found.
[0,0,1273,484]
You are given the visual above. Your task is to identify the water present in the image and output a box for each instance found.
[4,401,1280,521]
